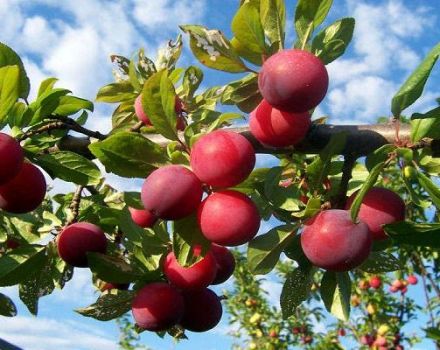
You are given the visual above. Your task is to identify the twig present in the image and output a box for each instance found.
[17,121,66,141]
[332,154,356,209]
[421,272,435,328]
[65,185,84,226]
[130,121,144,133]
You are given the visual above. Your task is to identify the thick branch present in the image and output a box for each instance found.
[53,123,440,157]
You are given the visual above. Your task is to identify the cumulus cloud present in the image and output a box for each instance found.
[325,0,438,123]
[0,316,118,350]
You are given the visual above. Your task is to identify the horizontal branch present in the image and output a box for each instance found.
[53,123,440,158]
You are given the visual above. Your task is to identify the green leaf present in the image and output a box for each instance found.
[89,132,169,178]
[232,2,267,54]
[264,167,301,211]
[295,0,333,48]
[142,71,178,141]
[280,264,314,318]
[365,144,396,171]
[87,253,143,284]
[173,214,211,267]
[350,161,384,222]
[0,293,17,317]
[76,290,135,321]
[221,73,261,113]
[0,65,20,124]
[36,151,101,186]
[410,106,440,142]
[53,96,94,116]
[425,327,440,341]
[8,101,32,128]
[180,25,247,73]
[312,18,355,64]
[0,42,30,98]
[96,81,135,103]
[182,66,203,99]
[29,88,71,124]
[137,49,157,80]
[392,42,440,117]
[358,251,402,273]
[19,251,55,315]
[385,222,440,248]
[260,0,286,52]
[417,172,440,209]
[0,246,46,287]
[231,37,263,65]
[206,112,244,133]
[37,77,58,97]
[247,224,298,275]
[320,271,351,321]
[306,132,347,191]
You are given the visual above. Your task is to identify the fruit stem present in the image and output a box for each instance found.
[332,154,356,209]
[65,185,84,227]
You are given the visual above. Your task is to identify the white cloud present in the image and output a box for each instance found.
[0,316,118,350]
[21,16,58,55]
[133,0,206,32]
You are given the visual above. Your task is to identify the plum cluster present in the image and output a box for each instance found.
[301,187,405,271]
[0,132,46,214]
[129,128,260,332]
[250,49,329,147]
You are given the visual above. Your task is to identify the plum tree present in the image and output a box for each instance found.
[301,210,372,271]
[0,162,46,214]
[198,190,261,246]
[141,165,203,220]
[163,246,217,290]
[249,99,311,147]
[0,132,23,185]
[346,187,405,240]
[190,130,256,188]
[211,244,236,285]
[180,288,222,332]
[57,222,107,267]
[258,49,329,113]
[128,207,157,228]
[131,282,184,331]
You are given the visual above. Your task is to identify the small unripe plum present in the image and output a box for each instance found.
[135,94,184,128]
[301,210,372,271]
[374,336,387,347]
[269,330,278,338]
[407,274,418,285]
[163,247,217,290]
[0,133,23,185]
[129,207,157,228]
[345,187,405,240]
[401,286,408,294]
[369,275,382,289]
[338,328,346,337]
[0,162,46,214]
[141,165,203,220]
[198,190,261,246]
[190,130,256,188]
[180,288,222,332]
[389,285,399,293]
[5,238,20,250]
[249,99,311,147]
[258,49,329,113]
[132,282,184,331]
[211,244,236,284]
[391,279,404,290]
[360,335,374,346]
[57,222,107,267]
[358,280,370,290]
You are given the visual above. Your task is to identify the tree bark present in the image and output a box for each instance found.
[56,123,440,158]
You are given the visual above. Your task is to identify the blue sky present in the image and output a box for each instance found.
[0,0,439,349]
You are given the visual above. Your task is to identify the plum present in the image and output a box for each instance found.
[129,207,157,228]
[346,187,405,240]
[198,190,260,246]
[250,99,311,147]
[258,49,329,113]
[163,246,217,290]
[141,165,203,220]
[57,222,107,267]
[180,288,222,332]
[0,162,46,214]
[211,244,235,284]
[301,209,372,271]
[190,130,255,188]
[0,133,23,185]
[132,282,184,331]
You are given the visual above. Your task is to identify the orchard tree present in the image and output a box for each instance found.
[0,0,439,349]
